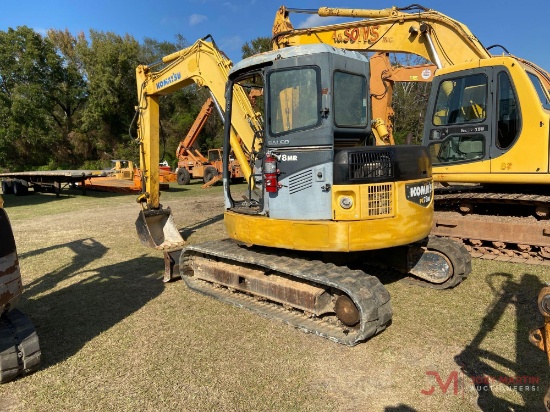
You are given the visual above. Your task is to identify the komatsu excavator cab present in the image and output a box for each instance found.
[222,45,435,252]
[422,58,550,184]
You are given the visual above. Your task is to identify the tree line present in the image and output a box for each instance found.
[0,28,427,172]
[0,27,226,172]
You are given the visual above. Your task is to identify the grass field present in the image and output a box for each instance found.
[0,183,548,411]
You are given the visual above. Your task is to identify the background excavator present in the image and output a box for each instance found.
[0,195,41,382]
[133,34,470,346]
[174,97,244,188]
[271,4,550,265]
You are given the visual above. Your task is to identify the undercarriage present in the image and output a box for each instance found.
[178,237,471,345]
[433,185,550,265]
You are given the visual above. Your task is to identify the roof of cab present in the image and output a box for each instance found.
[230,44,369,76]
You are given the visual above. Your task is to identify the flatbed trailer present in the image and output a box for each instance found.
[0,170,107,197]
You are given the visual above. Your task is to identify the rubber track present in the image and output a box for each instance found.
[179,239,392,346]
[453,242,550,266]
[0,309,41,383]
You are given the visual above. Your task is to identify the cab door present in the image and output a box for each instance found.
[423,68,493,176]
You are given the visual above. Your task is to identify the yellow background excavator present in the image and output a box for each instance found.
[272,4,550,265]
[132,33,470,346]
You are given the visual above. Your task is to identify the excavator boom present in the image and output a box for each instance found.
[134,36,262,251]
[175,97,214,165]
[136,37,259,210]
[272,5,490,69]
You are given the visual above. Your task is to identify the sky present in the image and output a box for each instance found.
[0,0,549,69]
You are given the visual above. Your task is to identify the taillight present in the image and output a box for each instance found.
[263,154,279,193]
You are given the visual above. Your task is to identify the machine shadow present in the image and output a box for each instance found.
[19,238,165,368]
[454,272,548,411]
[179,213,224,240]
[20,238,110,298]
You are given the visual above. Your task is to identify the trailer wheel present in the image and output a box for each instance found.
[177,168,191,185]
[1,181,13,195]
[203,166,218,184]
[13,181,28,196]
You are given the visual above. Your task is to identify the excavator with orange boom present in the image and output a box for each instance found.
[175,97,244,188]
[132,34,470,345]
[271,4,550,265]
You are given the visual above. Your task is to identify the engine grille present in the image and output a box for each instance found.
[366,183,393,217]
[349,150,393,180]
[289,169,313,195]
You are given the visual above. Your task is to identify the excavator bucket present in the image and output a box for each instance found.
[135,208,185,250]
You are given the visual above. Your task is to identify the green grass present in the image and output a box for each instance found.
[0,183,548,411]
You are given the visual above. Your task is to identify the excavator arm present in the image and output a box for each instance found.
[370,52,435,144]
[134,36,262,251]
[135,36,261,211]
[175,97,214,165]
[272,5,490,69]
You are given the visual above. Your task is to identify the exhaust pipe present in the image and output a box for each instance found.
[135,207,185,250]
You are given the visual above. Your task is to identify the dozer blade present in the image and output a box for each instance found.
[135,207,185,251]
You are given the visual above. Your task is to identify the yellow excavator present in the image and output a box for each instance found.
[133,34,470,345]
[272,5,550,264]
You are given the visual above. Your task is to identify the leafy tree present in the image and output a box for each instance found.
[388,53,432,145]
[47,29,88,163]
[75,30,141,160]
[241,37,272,59]
[140,37,176,65]
[0,26,63,170]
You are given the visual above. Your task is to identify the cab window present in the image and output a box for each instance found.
[268,67,321,135]
[496,71,520,149]
[527,72,550,110]
[333,71,367,127]
[430,135,484,165]
[432,74,487,126]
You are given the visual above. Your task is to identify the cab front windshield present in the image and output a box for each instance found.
[268,67,320,135]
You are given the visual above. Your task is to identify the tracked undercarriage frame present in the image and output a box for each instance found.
[0,309,41,383]
[173,237,471,345]
[433,187,550,266]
